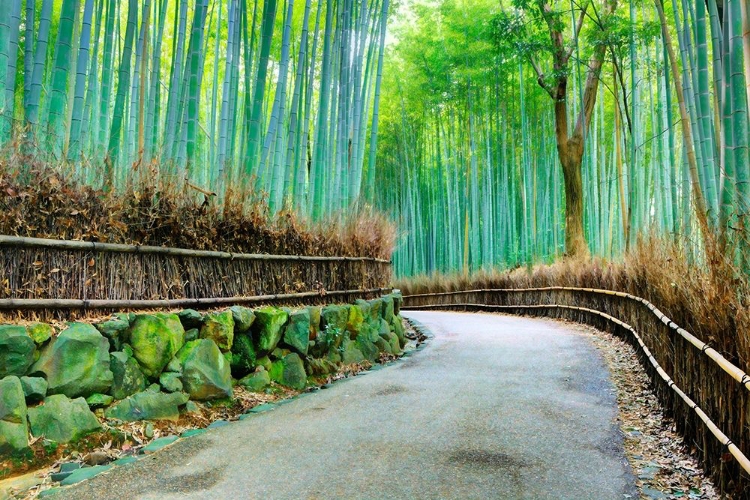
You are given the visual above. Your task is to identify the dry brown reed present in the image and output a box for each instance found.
[0,157,396,260]
[397,236,750,497]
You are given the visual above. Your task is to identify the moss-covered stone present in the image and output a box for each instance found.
[20,376,47,403]
[379,329,401,355]
[381,295,395,323]
[0,325,35,377]
[176,339,232,401]
[346,305,365,337]
[238,368,270,392]
[229,306,255,333]
[200,311,235,352]
[95,318,129,341]
[268,353,307,390]
[321,305,348,333]
[391,316,406,348]
[109,351,146,400]
[177,309,203,330]
[184,328,200,342]
[374,337,393,355]
[305,358,338,376]
[282,310,310,355]
[30,323,113,398]
[0,376,29,456]
[128,314,185,378]
[26,323,53,345]
[28,394,101,443]
[85,393,113,409]
[105,390,189,422]
[367,299,383,322]
[307,306,321,340]
[255,356,272,372]
[340,338,365,365]
[159,372,183,393]
[252,307,289,356]
[230,334,256,377]
[392,292,403,316]
[356,333,380,362]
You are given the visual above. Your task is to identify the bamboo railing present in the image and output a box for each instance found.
[0,235,392,319]
[403,288,750,496]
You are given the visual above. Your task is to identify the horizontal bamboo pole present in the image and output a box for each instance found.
[403,288,750,392]
[0,288,392,310]
[405,302,750,475]
[0,235,391,264]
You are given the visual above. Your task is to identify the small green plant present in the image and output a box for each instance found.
[319,324,344,353]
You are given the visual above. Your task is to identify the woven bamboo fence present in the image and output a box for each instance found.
[403,288,750,497]
[0,235,392,320]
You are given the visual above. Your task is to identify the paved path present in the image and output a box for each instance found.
[58,311,637,500]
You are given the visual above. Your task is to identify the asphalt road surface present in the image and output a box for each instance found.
[57,311,637,500]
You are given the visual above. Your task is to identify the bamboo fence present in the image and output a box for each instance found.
[403,288,750,496]
[0,235,392,319]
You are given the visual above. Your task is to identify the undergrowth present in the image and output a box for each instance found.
[0,156,395,260]
[397,236,750,372]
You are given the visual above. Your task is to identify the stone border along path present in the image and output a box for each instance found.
[12,330,427,499]
[40,311,644,500]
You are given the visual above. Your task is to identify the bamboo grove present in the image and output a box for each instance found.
[0,0,390,217]
[375,0,750,277]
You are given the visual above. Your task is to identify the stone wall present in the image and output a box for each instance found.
[0,293,404,457]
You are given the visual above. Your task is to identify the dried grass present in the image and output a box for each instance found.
[0,157,395,260]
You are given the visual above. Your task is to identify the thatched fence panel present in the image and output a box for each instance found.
[0,236,392,319]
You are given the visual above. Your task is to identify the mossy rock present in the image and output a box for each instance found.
[185,328,200,342]
[0,325,36,378]
[159,372,183,393]
[86,393,113,409]
[392,292,403,315]
[380,329,401,355]
[381,295,395,323]
[252,307,289,356]
[346,305,365,338]
[95,318,129,342]
[268,353,307,390]
[128,314,185,378]
[281,309,310,355]
[200,311,235,352]
[305,358,338,376]
[238,368,270,392]
[26,323,53,345]
[340,338,365,365]
[321,305,348,333]
[177,309,203,330]
[109,351,146,400]
[367,299,383,322]
[20,376,47,403]
[374,337,393,355]
[391,316,406,348]
[30,323,113,398]
[0,376,30,456]
[105,390,189,422]
[229,306,255,334]
[176,339,232,401]
[307,306,321,340]
[255,356,273,372]
[230,334,256,378]
[28,394,101,443]
[356,334,380,362]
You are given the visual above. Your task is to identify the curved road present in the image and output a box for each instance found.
[58,311,637,499]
